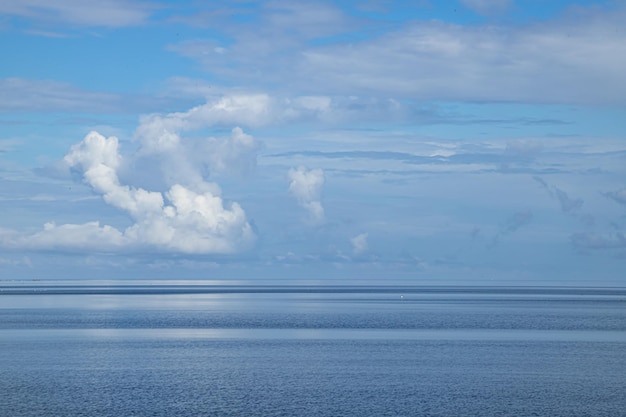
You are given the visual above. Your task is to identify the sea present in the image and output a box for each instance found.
[1,280,625,417]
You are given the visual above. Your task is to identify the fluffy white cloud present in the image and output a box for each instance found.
[65,132,164,218]
[288,166,325,225]
[123,184,253,254]
[25,221,128,251]
[201,127,258,175]
[0,220,128,252]
[133,99,263,190]
[1,131,255,254]
[7,97,269,255]
[135,95,274,153]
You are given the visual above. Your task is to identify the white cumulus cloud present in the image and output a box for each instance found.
[134,94,275,155]
[1,130,255,254]
[288,166,325,225]
[131,100,264,190]
[0,95,278,254]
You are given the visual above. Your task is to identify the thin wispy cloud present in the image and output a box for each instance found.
[571,232,626,250]
[490,209,533,247]
[460,0,513,15]
[605,187,626,206]
[0,78,185,114]
[167,4,626,104]
[534,177,583,215]
[0,0,158,28]
[298,14,626,103]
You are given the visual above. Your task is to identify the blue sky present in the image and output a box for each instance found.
[1,0,625,283]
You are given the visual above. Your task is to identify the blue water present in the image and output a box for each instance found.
[1,282,625,416]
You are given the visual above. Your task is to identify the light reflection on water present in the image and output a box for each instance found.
[2,327,626,342]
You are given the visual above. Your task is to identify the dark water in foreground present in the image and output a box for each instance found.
[1,282,625,416]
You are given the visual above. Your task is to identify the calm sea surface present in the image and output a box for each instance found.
[1,281,625,416]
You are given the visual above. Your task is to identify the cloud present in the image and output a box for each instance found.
[1,94,273,255]
[533,176,593,226]
[534,177,583,214]
[490,209,532,246]
[605,187,626,206]
[460,0,513,15]
[552,188,584,214]
[159,79,416,125]
[172,1,350,36]
[288,166,325,225]
[0,139,20,153]
[132,98,264,187]
[134,95,276,154]
[571,232,626,250]
[168,1,351,77]
[270,141,552,175]
[505,140,544,158]
[261,1,350,40]
[10,221,128,252]
[169,4,626,104]
[350,233,369,255]
[197,127,260,177]
[502,209,533,233]
[301,10,626,103]
[1,130,255,254]
[0,255,32,267]
[0,78,184,114]
[0,0,157,28]
[0,78,119,113]
[65,132,164,217]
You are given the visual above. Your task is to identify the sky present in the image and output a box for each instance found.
[1,0,625,283]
